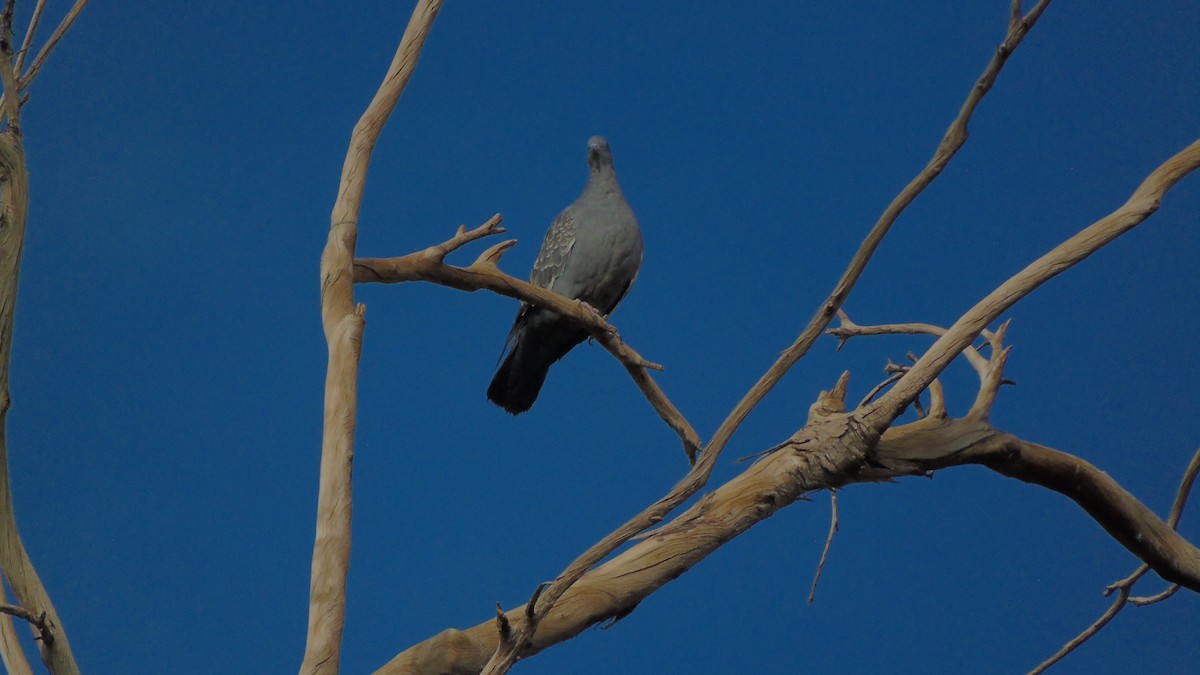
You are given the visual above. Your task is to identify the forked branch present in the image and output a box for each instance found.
[392,4,1060,672]
[355,219,702,462]
[382,128,1199,672]
[1029,447,1200,674]
[302,1,443,673]
[382,363,1200,674]
[865,137,1200,431]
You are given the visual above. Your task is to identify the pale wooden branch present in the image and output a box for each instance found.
[1027,587,1129,675]
[968,320,1011,419]
[381,394,1200,673]
[0,0,19,128]
[1031,447,1200,672]
[301,2,442,674]
[0,586,32,675]
[0,10,77,672]
[355,224,702,463]
[15,0,86,93]
[927,379,948,419]
[857,371,903,408]
[1129,584,1180,606]
[388,6,1056,670]
[865,138,1200,432]
[828,310,992,380]
[0,602,44,633]
[807,489,839,603]
[13,0,45,74]
[693,0,1053,479]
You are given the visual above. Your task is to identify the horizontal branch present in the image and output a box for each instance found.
[827,311,992,380]
[355,218,702,462]
[0,603,45,633]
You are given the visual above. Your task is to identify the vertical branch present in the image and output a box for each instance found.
[300,1,442,673]
[0,3,79,672]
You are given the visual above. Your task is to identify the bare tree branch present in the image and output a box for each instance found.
[0,6,78,671]
[381,384,1200,673]
[1030,447,1200,672]
[13,0,45,74]
[808,490,839,604]
[0,602,45,634]
[1027,586,1130,675]
[0,582,32,675]
[377,5,1058,671]
[15,0,86,93]
[355,219,702,462]
[1129,584,1180,606]
[0,0,19,128]
[694,0,1054,481]
[828,310,992,380]
[301,2,442,674]
[381,130,1200,668]
[865,137,1200,432]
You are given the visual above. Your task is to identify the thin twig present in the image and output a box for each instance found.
[0,0,17,131]
[1129,584,1179,606]
[0,603,46,635]
[16,0,87,92]
[1032,447,1200,672]
[858,373,902,408]
[1028,586,1130,675]
[808,490,839,603]
[829,311,992,380]
[14,0,47,74]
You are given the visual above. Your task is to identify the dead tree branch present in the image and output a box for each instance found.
[864,137,1200,433]
[0,2,88,672]
[380,369,1200,674]
[808,490,839,604]
[355,218,702,463]
[17,0,86,93]
[376,4,1058,671]
[378,134,1200,672]
[1029,447,1200,673]
[828,310,993,380]
[301,2,442,673]
[0,588,32,675]
[474,7,1063,671]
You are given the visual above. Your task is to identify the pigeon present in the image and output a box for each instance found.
[487,136,644,414]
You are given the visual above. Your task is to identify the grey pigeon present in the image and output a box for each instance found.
[488,136,644,414]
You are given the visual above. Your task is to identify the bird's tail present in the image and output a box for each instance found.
[487,335,554,415]
[487,309,585,414]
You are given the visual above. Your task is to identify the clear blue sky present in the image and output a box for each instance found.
[8,1,1199,673]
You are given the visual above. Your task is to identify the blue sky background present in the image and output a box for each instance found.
[5,1,1199,673]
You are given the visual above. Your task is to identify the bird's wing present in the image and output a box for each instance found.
[530,207,577,293]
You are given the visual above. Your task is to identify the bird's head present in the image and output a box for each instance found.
[587,136,614,171]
